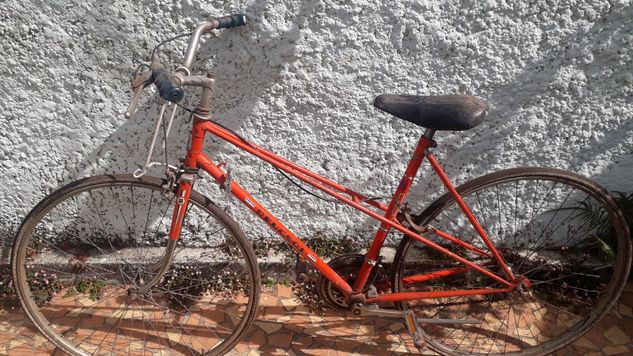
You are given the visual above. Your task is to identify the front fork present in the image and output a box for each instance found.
[168,176,195,241]
[130,173,195,294]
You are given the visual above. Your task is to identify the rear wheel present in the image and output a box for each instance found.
[12,174,260,355]
[392,167,631,355]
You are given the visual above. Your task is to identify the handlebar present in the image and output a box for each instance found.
[150,15,247,103]
[126,14,247,115]
[182,13,247,69]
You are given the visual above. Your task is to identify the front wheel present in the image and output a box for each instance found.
[12,174,260,355]
[392,167,631,355]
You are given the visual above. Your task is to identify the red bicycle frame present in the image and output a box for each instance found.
[167,116,523,303]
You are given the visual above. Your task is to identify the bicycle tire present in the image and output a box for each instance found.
[392,167,631,355]
[11,174,261,355]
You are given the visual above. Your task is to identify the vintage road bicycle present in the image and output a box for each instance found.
[12,14,632,355]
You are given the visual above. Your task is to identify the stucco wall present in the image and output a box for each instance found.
[1,0,632,249]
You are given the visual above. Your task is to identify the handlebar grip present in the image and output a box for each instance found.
[215,14,247,29]
[151,67,184,103]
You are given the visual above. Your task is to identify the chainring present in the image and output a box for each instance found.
[317,253,389,310]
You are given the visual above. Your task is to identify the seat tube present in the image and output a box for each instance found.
[352,129,436,292]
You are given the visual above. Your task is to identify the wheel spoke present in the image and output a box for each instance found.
[395,169,629,354]
[14,176,259,355]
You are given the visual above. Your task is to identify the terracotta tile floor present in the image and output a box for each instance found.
[1,283,632,355]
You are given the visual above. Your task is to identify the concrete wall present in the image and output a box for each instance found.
[1,0,632,247]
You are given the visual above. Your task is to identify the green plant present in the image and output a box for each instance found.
[0,266,14,308]
[251,232,366,263]
[64,279,106,301]
[305,232,365,259]
[557,191,633,264]
[614,191,633,230]
[261,277,276,288]
[159,263,250,310]
[26,268,63,306]
[575,200,617,262]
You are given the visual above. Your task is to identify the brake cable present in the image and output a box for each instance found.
[150,32,192,62]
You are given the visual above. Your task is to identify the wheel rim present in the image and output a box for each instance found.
[394,170,630,355]
[13,177,258,355]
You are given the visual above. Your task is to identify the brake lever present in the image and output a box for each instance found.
[125,69,153,118]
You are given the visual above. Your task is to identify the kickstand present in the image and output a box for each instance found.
[352,303,428,349]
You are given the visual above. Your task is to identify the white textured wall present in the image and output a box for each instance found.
[1,0,632,246]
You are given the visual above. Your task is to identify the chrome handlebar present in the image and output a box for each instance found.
[182,14,247,71]
[125,14,247,118]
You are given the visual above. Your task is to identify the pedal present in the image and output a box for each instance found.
[404,309,426,348]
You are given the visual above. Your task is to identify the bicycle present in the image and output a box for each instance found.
[11,14,632,355]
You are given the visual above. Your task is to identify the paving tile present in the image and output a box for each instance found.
[309,314,324,323]
[254,320,283,334]
[602,344,631,355]
[277,284,293,298]
[1,283,633,355]
[280,297,302,311]
[304,325,329,337]
[294,305,311,314]
[571,334,600,350]
[8,338,30,350]
[234,341,250,353]
[269,331,293,348]
[618,303,633,318]
[604,325,630,345]
[292,334,316,349]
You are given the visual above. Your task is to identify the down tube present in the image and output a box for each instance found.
[196,154,353,295]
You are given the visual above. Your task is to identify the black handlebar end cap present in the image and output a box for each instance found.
[161,87,185,103]
[152,68,185,103]
[216,14,247,29]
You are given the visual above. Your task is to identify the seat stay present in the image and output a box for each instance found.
[426,152,516,280]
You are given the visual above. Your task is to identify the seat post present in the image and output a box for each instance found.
[423,128,436,140]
